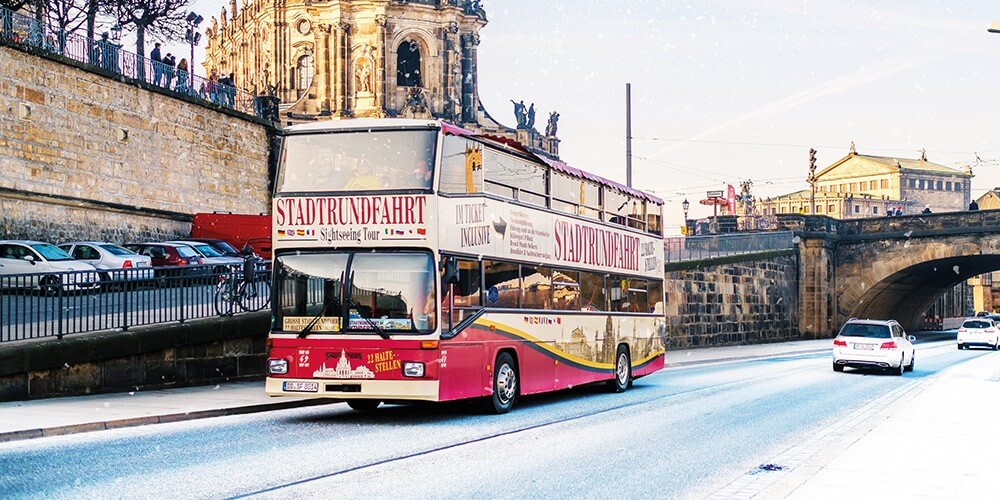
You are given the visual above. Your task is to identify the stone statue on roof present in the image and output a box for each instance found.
[545,111,560,137]
[510,100,527,129]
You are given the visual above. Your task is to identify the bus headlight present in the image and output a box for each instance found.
[267,359,289,375]
[403,362,425,378]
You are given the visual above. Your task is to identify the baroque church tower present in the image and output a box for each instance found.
[206,1,502,128]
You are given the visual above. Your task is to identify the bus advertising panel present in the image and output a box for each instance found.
[272,194,437,248]
[438,197,663,280]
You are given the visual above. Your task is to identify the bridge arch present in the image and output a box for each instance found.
[837,234,1000,331]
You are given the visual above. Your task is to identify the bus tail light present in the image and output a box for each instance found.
[420,340,439,350]
[403,362,425,377]
[267,358,289,375]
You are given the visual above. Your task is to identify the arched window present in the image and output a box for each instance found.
[397,40,422,87]
[296,55,314,96]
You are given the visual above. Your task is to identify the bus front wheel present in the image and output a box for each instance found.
[607,345,631,393]
[485,352,518,414]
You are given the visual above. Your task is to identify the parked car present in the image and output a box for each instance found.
[125,243,205,278]
[186,238,242,258]
[163,240,243,274]
[832,319,915,375]
[957,318,999,350]
[58,241,154,282]
[0,240,100,294]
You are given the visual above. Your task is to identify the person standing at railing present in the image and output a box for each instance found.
[208,69,220,104]
[175,58,189,93]
[97,32,114,72]
[226,73,237,108]
[164,53,176,90]
[150,43,163,86]
[1,8,11,40]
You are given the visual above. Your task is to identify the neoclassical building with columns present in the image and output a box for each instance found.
[204,0,558,156]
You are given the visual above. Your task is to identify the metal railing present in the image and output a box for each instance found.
[664,231,796,263]
[0,265,270,343]
[0,6,277,121]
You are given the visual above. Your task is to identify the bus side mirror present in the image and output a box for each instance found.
[442,258,460,285]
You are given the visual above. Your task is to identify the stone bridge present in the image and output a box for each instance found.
[778,210,1000,335]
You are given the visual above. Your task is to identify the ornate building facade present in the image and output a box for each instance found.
[758,145,973,218]
[204,0,559,157]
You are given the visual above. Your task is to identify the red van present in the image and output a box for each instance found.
[190,213,271,259]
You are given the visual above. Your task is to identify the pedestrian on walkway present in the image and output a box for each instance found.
[226,72,237,107]
[969,200,979,211]
[175,58,189,94]
[208,69,220,104]
[150,43,163,86]
[163,53,176,90]
[922,204,932,214]
[97,32,117,72]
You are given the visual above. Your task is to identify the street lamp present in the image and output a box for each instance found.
[682,199,690,234]
[184,11,204,94]
[110,24,122,42]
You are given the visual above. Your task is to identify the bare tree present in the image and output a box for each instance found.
[84,0,103,39]
[46,0,87,47]
[107,0,188,59]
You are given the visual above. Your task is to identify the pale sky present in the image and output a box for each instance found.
[149,0,1000,232]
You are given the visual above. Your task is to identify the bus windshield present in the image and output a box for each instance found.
[274,251,436,334]
[278,130,437,193]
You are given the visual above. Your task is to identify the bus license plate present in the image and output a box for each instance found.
[283,381,319,393]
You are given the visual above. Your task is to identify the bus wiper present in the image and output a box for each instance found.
[297,273,345,339]
[350,299,391,340]
[298,295,339,339]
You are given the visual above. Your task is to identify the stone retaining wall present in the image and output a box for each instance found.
[0,313,269,401]
[0,42,272,242]
[663,251,800,349]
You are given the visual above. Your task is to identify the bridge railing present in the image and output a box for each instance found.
[664,231,795,263]
[0,6,278,121]
[0,265,270,343]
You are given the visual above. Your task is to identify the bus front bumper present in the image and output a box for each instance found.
[266,377,440,401]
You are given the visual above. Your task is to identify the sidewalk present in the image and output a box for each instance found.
[0,338,833,443]
[711,346,1000,499]
[777,351,1000,499]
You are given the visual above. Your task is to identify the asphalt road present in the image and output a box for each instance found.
[0,335,985,499]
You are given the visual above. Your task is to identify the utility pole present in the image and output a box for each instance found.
[626,83,632,188]
[807,148,818,214]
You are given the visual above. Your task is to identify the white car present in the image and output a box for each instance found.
[957,318,1000,350]
[58,241,155,282]
[832,319,916,375]
[0,240,99,294]
[163,241,243,273]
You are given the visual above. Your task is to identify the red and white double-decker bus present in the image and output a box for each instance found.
[265,119,666,413]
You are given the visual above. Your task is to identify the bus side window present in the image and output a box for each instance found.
[579,272,606,312]
[484,260,520,308]
[552,270,581,311]
[521,265,552,310]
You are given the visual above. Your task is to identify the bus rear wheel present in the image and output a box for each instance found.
[607,345,631,393]
[346,399,381,412]
[485,352,518,414]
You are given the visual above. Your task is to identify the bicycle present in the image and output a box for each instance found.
[214,259,271,316]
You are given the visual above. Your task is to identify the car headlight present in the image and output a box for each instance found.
[403,362,425,378]
[267,359,289,375]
